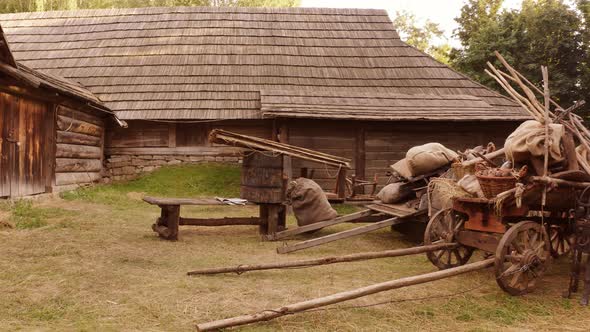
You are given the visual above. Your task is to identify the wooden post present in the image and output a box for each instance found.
[335,167,347,200]
[259,204,269,235]
[355,127,366,194]
[44,103,57,192]
[196,259,495,331]
[278,122,291,226]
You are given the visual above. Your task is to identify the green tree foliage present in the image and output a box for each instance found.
[0,0,299,13]
[393,10,452,64]
[451,0,586,114]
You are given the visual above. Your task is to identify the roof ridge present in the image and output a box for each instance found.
[0,6,389,21]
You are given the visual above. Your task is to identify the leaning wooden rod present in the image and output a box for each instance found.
[187,243,458,276]
[196,258,494,331]
[530,176,590,189]
[462,148,505,167]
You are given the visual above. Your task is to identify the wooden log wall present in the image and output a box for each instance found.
[104,120,272,180]
[364,121,520,186]
[288,122,357,191]
[54,106,105,186]
[103,118,520,191]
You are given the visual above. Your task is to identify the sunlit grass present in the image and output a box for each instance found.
[0,164,587,331]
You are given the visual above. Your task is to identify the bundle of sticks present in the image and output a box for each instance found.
[485,51,590,175]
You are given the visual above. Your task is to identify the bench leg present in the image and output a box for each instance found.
[259,204,286,238]
[152,205,180,241]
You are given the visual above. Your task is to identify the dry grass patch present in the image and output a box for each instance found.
[0,164,589,331]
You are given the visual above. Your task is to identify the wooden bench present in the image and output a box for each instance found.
[143,196,285,241]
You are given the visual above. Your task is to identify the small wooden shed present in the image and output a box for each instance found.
[0,26,119,197]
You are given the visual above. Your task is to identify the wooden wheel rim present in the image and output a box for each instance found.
[424,208,474,270]
[495,221,551,296]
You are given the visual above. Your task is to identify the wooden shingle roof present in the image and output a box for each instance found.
[0,6,527,121]
[260,90,527,121]
[0,24,111,112]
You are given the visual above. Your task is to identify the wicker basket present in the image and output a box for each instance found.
[475,173,517,198]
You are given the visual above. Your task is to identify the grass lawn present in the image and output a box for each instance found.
[0,163,588,331]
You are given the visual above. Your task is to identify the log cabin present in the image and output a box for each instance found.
[0,7,530,193]
[0,25,121,198]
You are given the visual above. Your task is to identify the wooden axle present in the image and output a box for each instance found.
[196,258,495,331]
[187,243,458,276]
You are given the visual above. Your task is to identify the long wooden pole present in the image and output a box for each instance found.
[267,209,375,241]
[461,148,505,167]
[196,258,495,331]
[187,243,458,276]
[530,176,590,189]
[542,66,550,206]
[276,213,422,254]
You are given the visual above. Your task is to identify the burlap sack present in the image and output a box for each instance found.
[286,178,338,227]
[406,143,459,177]
[390,158,413,179]
[376,182,414,204]
[457,174,485,198]
[504,120,564,163]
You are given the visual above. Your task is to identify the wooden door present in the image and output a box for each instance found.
[0,92,50,197]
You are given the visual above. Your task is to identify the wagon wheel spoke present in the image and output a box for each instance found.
[453,249,462,262]
[434,250,445,261]
[509,270,524,288]
[529,232,539,248]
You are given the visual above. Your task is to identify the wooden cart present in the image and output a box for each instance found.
[424,174,580,295]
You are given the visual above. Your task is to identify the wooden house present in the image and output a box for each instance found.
[0,7,529,191]
[0,26,119,197]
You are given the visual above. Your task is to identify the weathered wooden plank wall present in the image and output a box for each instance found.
[54,105,104,186]
[103,119,521,192]
[364,122,518,186]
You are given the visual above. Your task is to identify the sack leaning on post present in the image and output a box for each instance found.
[391,143,459,179]
[286,178,338,227]
[504,120,565,165]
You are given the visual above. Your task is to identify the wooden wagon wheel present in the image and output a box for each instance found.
[424,208,474,270]
[495,220,551,296]
[548,224,574,258]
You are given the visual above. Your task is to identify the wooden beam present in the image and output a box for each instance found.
[276,211,424,254]
[196,259,495,331]
[188,243,459,275]
[266,209,375,241]
[355,127,366,194]
[179,217,261,226]
[55,158,102,172]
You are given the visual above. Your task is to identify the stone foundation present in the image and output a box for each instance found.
[105,154,241,182]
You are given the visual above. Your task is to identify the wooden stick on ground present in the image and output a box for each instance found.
[196,258,495,331]
[188,243,458,276]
